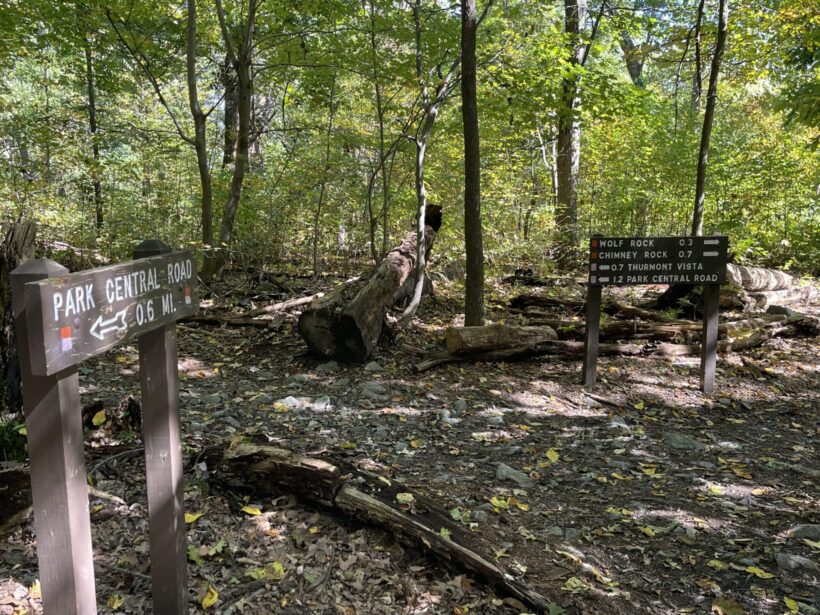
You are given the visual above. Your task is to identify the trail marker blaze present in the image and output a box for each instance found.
[583,235,728,394]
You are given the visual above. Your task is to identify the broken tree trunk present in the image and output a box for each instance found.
[208,438,552,613]
[1,222,36,416]
[726,263,794,292]
[298,206,442,362]
[445,324,557,354]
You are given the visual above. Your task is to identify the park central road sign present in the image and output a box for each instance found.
[25,250,198,375]
[588,235,728,286]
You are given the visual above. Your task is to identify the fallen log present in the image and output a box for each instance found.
[298,206,442,362]
[509,294,585,311]
[726,263,794,292]
[248,292,323,317]
[209,438,553,613]
[445,324,557,354]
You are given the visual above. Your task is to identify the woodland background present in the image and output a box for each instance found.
[0,0,817,277]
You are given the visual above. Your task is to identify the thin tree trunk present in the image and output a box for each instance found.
[462,0,485,326]
[555,0,586,264]
[312,77,336,276]
[692,0,706,114]
[691,0,728,237]
[84,43,103,233]
[205,0,259,281]
[221,54,238,167]
[185,0,215,279]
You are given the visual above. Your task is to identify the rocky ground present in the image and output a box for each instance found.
[1,275,818,614]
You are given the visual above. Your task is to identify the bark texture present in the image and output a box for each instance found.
[445,324,557,354]
[1,223,36,416]
[298,207,442,362]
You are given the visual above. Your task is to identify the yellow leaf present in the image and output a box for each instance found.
[633,401,645,410]
[638,526,656,537]
[92,410,107,426]
[707,559,726,570]
[454,605,470,615]
[410,438,424,449]
[396,492,415,505]
[784,596,800,613]
[642,467,657,476]
[28,579,41,599]
[201,585,219,609]
[241,505,262,516]
[515,501,530,511]
[611,472,632,481]
[751,488,767,496]
[341,441,357,449]
[696,578,720,591]
[309,526,320,534]
[783,496,802,505]
[16,425,26,436]
[711,596,745,615]
[546,448,560,463]
[744,565,775,579]
[490,496,509,510]
[268,561,285,580]
[709,484,723,495]
[272,402,288,413]
[802,538,820,550]
[106,594,124,609]
[731,466,752,479]
[185,512,204,524]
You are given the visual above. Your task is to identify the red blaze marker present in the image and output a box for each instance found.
[591,252,598,259]
[184,287,191,305]
[60,326,72,352]
[591,239,598,247]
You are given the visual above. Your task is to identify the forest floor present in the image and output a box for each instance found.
[1,272,818,615]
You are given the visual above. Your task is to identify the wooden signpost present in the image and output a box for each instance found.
[11,240,197,614]
[583,235,728,394]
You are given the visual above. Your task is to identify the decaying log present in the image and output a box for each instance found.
[726,264,794,292]
[720,286,818,311]
[298,206,442,362]
[209,438,553,613]
[248,293,323,317]
[445,324,557,354]
[509,294,585,311]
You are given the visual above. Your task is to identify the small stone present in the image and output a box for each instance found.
[495,463,535,488]
[546,526,564,537]
[453,399,468,413]
[775,552,819,572]
[665,431,706,450]
[311,396,332,411]
[472,509,490,523]
[333,377,350,388]
[609,415,631,430]
[364,361,383,372]
[564,528,582,542]
[222,416,241,428]
[394,441,408,453]
[497,446,522,456]
[373,427,389,441]
[278,396,304,408]
[200,393,221,405]
[717,397,732,405]
[292,373,311,382]
[361,381,388,398]
[789,524,820,540]
[484,414,504,426]
[316,361,339,374]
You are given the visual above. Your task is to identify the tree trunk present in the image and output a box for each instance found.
[691,0,728,236]
[691,0,706,114]
[461,0,485,326]
[299,206,442,362]
[203,0,259,281]
[84,43,103,233]
[185,0,215,280]
[726,263,794,291]
[1,223,36,417]
[445,324,557,354]
[221,54,238,167]
[555,0,586,264]
[312,78,337,276]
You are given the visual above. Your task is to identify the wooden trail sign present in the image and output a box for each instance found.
[25,250,197,375]
[583,235,728,394]
[12,240,196,614]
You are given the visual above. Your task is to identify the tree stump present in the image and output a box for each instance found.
[298,206,441,362]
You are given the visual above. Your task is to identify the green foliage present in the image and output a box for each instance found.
[0,0,817,274]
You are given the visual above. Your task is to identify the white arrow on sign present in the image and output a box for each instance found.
[90,309,128,341]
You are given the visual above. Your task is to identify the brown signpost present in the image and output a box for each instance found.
[12,240,197,614]
[583,235,728,394]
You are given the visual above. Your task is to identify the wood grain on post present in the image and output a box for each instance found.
[582,284,602,387]
[12,260,98,615]
[134,240,189,614]
[700,283,720,394]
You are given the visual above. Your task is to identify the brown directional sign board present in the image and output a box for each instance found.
[588,236,728,286]
[25,251,198,376]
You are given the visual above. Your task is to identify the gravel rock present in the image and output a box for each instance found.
[775,552,819,572]
[316,361,339,374]
[364,361,383,372]
[495,463,535,488]
[665,431,706,450]
[789,524,820,540]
